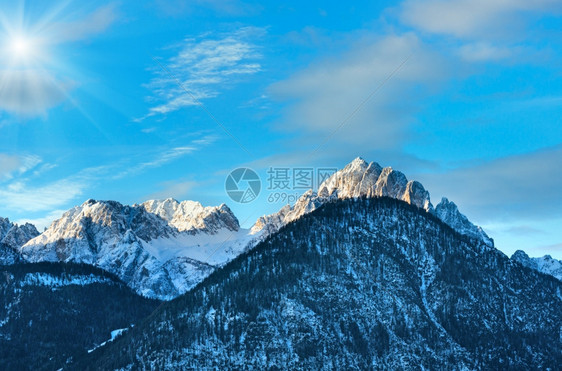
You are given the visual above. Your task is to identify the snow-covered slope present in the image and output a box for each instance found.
[511,250,562,281]
[0,217,39,265]
[252,157,491,247]
[21,199,249,300]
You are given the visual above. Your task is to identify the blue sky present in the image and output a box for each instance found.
[1,0,562,258]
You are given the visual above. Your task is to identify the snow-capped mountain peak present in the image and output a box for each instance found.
[318,157,382,199]
[252,158,443,241]
[141,198,239,234]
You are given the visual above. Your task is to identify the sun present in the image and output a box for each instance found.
[10,36,30,55]
[7,34,36,61]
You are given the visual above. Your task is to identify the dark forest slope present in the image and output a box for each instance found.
[76,197,562,370]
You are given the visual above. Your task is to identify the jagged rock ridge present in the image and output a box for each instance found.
[433,197,493,246]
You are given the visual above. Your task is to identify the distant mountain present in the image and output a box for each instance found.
[252,157,492,247]
[74,197,562,370]
[511,250,562,281]
[0,262,159,370]
[0,217,39,265]
[21,199,250,300]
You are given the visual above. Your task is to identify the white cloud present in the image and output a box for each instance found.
[0,154,24,180]
[0,155,69,214]
[399,0,562,40]
[113,135,217,179]
[140,27,264,120]
[0,132,214,217]
[270,33,452,151]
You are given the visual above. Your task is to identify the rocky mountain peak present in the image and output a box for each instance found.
[253,158,437,240]
[433,198,493,246]
[403,180,433,211]
[318,158,381,199]
[374,167,408,199]
[0,216,12,236]
[511,249,530,262]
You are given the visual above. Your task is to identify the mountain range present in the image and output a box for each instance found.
[1,157,561,369]
[8,158,500,300]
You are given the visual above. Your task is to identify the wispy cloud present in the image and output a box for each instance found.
[116,146,197,178]
[138,27,264,120]
[113,135,217,179]
[0,177,86,212]
[0,154,87,213]
[0,153,42,181]
[0,132,214,216]
[398,0,561,62]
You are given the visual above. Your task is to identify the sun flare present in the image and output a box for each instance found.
[5,34,38,62]
[10,36,30,55]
